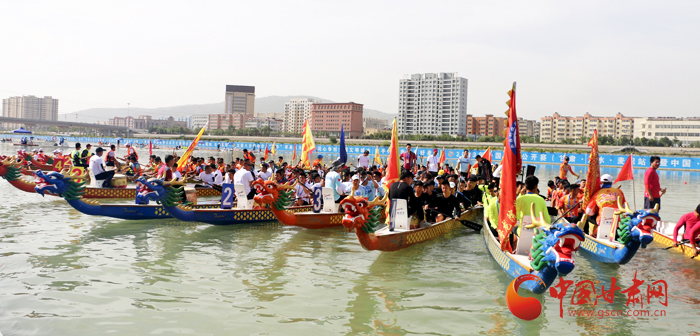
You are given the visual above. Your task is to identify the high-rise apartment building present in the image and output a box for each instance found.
[539,113,634,142]
[310,102,364,138]
[225,85,255,115]
[398,73,468,136]
[2,95,58,129]
[283,98,316,134]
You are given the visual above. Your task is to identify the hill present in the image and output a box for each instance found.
[61,96,395,123]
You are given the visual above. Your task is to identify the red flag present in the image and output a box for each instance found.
[483,147,492,162]
[264,143,269,161]
[292,144,297,162]
[497,83,522,253]
[148,139,153,156]
[583,129,601,207]
[614,154,634,183]
[438,146,446,166]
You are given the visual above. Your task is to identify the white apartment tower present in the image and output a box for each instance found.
[283,98,316,134]
[398,73,468,136]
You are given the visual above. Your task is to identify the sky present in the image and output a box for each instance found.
[1,0,699,120]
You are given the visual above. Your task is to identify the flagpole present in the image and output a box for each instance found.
[632,177,637,210]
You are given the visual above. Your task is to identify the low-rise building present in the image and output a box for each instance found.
[191,114,209,129]
[518,118,540,138]
[466,114,507,137]
[539,112,634,142]
[208,113,252,130]
[245,117,283,132]
[634,117,700,145]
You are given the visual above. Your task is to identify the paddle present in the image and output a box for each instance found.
[664,239,689,250]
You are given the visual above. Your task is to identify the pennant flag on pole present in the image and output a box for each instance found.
[374,145,382,166]
[438,146,446,166]
[339,125,347,164]
[497,82,522,253]
[583,129,601,208]
[264,143,269,161]
[614,154,634,183]
[177,121,208,169]
[148,139,153,156]
[271,142,276,156]
[292,144,297,162]
[383,118,400,191]
[301,120,316,167]
[483,147,492,162]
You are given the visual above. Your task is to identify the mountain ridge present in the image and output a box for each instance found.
[60,96,396,123]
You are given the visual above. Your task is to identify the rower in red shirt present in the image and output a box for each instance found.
[673,204,700,257]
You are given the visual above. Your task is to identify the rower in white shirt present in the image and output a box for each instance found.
[89,147,115,188]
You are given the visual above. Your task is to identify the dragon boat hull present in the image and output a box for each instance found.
[579,234,638,264]
[482,217,558,295]
[64,199,223,220]
[3,176,221,199]
[654,221,699,260]
[275,211,346,229]
[357,207,482,252]
[164,205,314,225]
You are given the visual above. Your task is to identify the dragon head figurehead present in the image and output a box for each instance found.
[34,170,85,199]
[615,198,660,247]
[527,204,585,276]
[341,193,386,234]
[134,177,170,205]
[252,178,296,210]
[0,156,23,181]
[340,195,370,232]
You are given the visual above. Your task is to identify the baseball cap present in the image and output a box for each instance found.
[351,175,360,181]
[601,174,613,183]
[468,175,479,182]
[318,155,323,158]
[449,181,456,189]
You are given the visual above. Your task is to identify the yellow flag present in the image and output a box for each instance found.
[374,145,382,165]
[271,142,276,155]
[177,121,207,168]
[301,120,316,167]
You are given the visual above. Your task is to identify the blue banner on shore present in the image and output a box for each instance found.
[10,135,700,171]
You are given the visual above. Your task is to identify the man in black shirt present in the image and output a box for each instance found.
[389,171,421,217]
[461,175,483,207]
[425,180,461,223]
[476,155,493,182]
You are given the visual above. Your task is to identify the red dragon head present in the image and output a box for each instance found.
[340,196,371,232]
[252,178,296,207]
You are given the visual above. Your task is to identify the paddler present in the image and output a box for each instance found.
[515,176,551,240]
[312,154,324,168]
[584,174,626,234]
[672,204,700,256]
[557,182,583,223]
[124,143,138,161]
[559,156,579,181]
[72,143,89,168]
[105,144,121,171]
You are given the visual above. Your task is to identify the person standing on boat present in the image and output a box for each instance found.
[390,171,422,223]
[644,156,666,211]
[559,156,579,181]
[399,144,417,172]
[357,150,370,169]
[455,149,471,179]
[325,160,346,203]
[89,147,115,188]
[672,205,700,256]
[426,149,440,173]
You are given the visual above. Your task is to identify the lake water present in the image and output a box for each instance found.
[1,144,698,335]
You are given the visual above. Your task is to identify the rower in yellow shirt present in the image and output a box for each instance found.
[515,176,551,235]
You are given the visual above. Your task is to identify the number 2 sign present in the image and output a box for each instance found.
[221,183,234,209]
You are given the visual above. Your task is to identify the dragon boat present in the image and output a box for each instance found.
[653,221,700,260]
[483,204,586,294]
[146,178,312,225]
[33,171,222,220]
[340,194,483,252]
[0,157,221,199]
[252,179,384,229]
[577,198,660,264]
